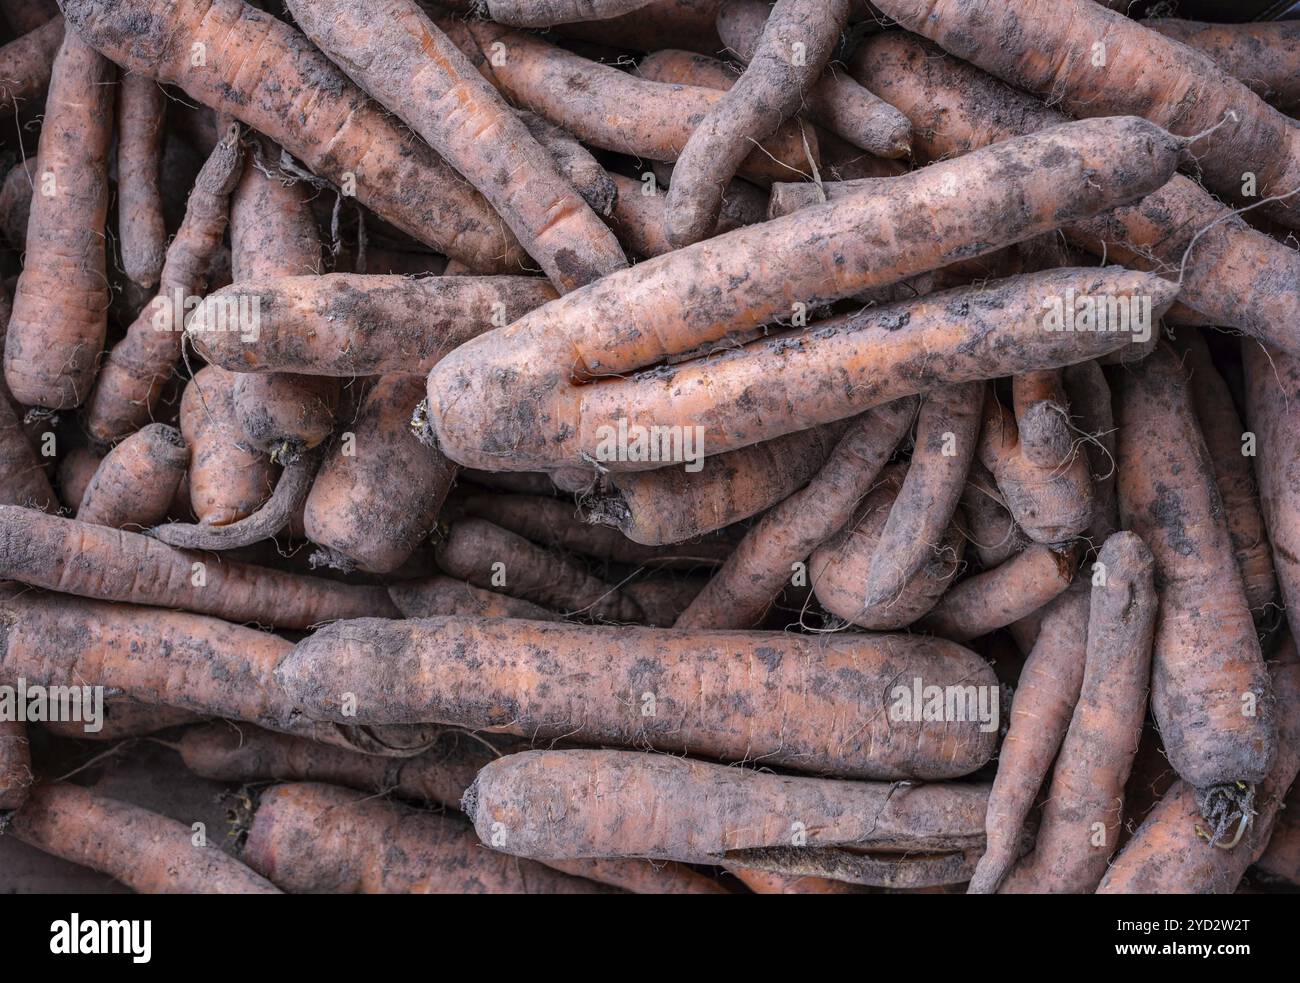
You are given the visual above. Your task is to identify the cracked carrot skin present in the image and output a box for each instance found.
[0,719,31,810]
[482,0,655,27]
[288,0,626,294]
[810,463,964,630]
[274,616,999,780]
[1098,636,1300,894]
[243,782,610,894]
[966,582,1089,894]
[715,0,910,158]
[8,783,280,893]
[666,0,849,247]
[0,506,399,628]
[87,126,244,445]
[852,32,1300,357]
[464,749,991,873]
[1146,19,1300,113]
[426,116,1185,473]
[179,722,725,893]
[1174,332,1277,625]
[676,399,916,629]
[75,422,188,529]
[1114,342,1276,800]
[1001,532,1157,894]
[190,274,556,377]
[456,22,813,187]
[303,375,457,574]
[434,518,644,622]
[116,72,167,289]
[0,15,62,117]
[871,0,1300,230]
[60,0,521,271]
[3,30,114,410]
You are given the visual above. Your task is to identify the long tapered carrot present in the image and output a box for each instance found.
[60,0,522,271]
[116,72,167,289]
[274,615,999,780]
[1146,19,1300,113]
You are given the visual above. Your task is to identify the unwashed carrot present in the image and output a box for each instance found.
[75,422,188,529]
[116,72,167,289]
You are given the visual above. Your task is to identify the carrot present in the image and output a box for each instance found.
[290,0,627,293]
[0,719,31,810]
[0,397,53,510]
[7,783,280,893]
[675,399,915,629]
[434,517,644,622]
[464,749,995,887]
[1114,341,1276,827]
[241,781,608,894]
[455,490,734,568]
[870,0,1300,231]
[516,110,617,217]
[179,366,278,527]
[41,698,200,741]
[0,158,35,248]
[999,532,1156,893]
[426,115,1185,473]
[388,575,559,621]
[979,383,1095,546]
[233,373,338,463]
[1062,359,1119,547]
[451,22,813,186]
[116,73,167,289]
[179,722,725,893]
[620,575,704,627]
[2,29,114,409]
[1146,19,1300,114]
[851,32,1300,357]
[0,14,61,117]
[664,0,847,247]
[715,0,910,158]
[607,170,765,259]
[0,506,400,628]
[583,424,846,545]
[480,0,656,27]
[865,383,981,608]
[1098,635,1300,894]
[549,0,723,55]
[61,0,522,271]
[54,443,100,512]
[75,422,188,529]
[189,273,556,377]
[274,615,999,780]
[959,462,1029,571]
[0,0,59,34]
[1255,786,1300,886]
[966,583,1089,893]
[730,868,866,894]
[86,125,244,444]
[303,375,455,574]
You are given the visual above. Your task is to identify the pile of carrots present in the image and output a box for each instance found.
[0,0,1298,896]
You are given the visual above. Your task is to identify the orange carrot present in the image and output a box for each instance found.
[0,720,31,810]
[387,575,559,621]
[0,14,61,117]
[75,422,188,529]
[1146,19,1300,113]
[116,73,167,288]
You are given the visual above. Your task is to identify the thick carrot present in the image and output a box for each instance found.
[0,14,61,116]
[242,781,608,894]
[870,0,1300,231]
[189,273,556,377]
[75,422,188,529]
[1000,532,1156,893]
[40,698,200,741]
[851,32,1300,357]
[809,463,963,630]
[715,0,909,158]
[274,615,999,780]
[1098,636,1300,894]
[290,0,626,293]
[86,125,244,444]
[61,0,521,270]
[1175,331,1278,626]
[665,0,847,247]
[607,170,765,259]
[0,719,31,810]
[465,749,994,886]
[453,22,813,186]
[1114,342,1276,823]
[116,73,167,289]
[3,30,114,409]
[304,375,455,573]
[434,517,644,622]
[0,506,399,627]
[54,443,100,512]
[388,575,560,621]
[966,583,1089,893]
[180,366,278,527]
[865,383,981,608]
[676,399,915,629]
[426,116,1185,473]
[8,783,280,893]
[1146,19,1300,113]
